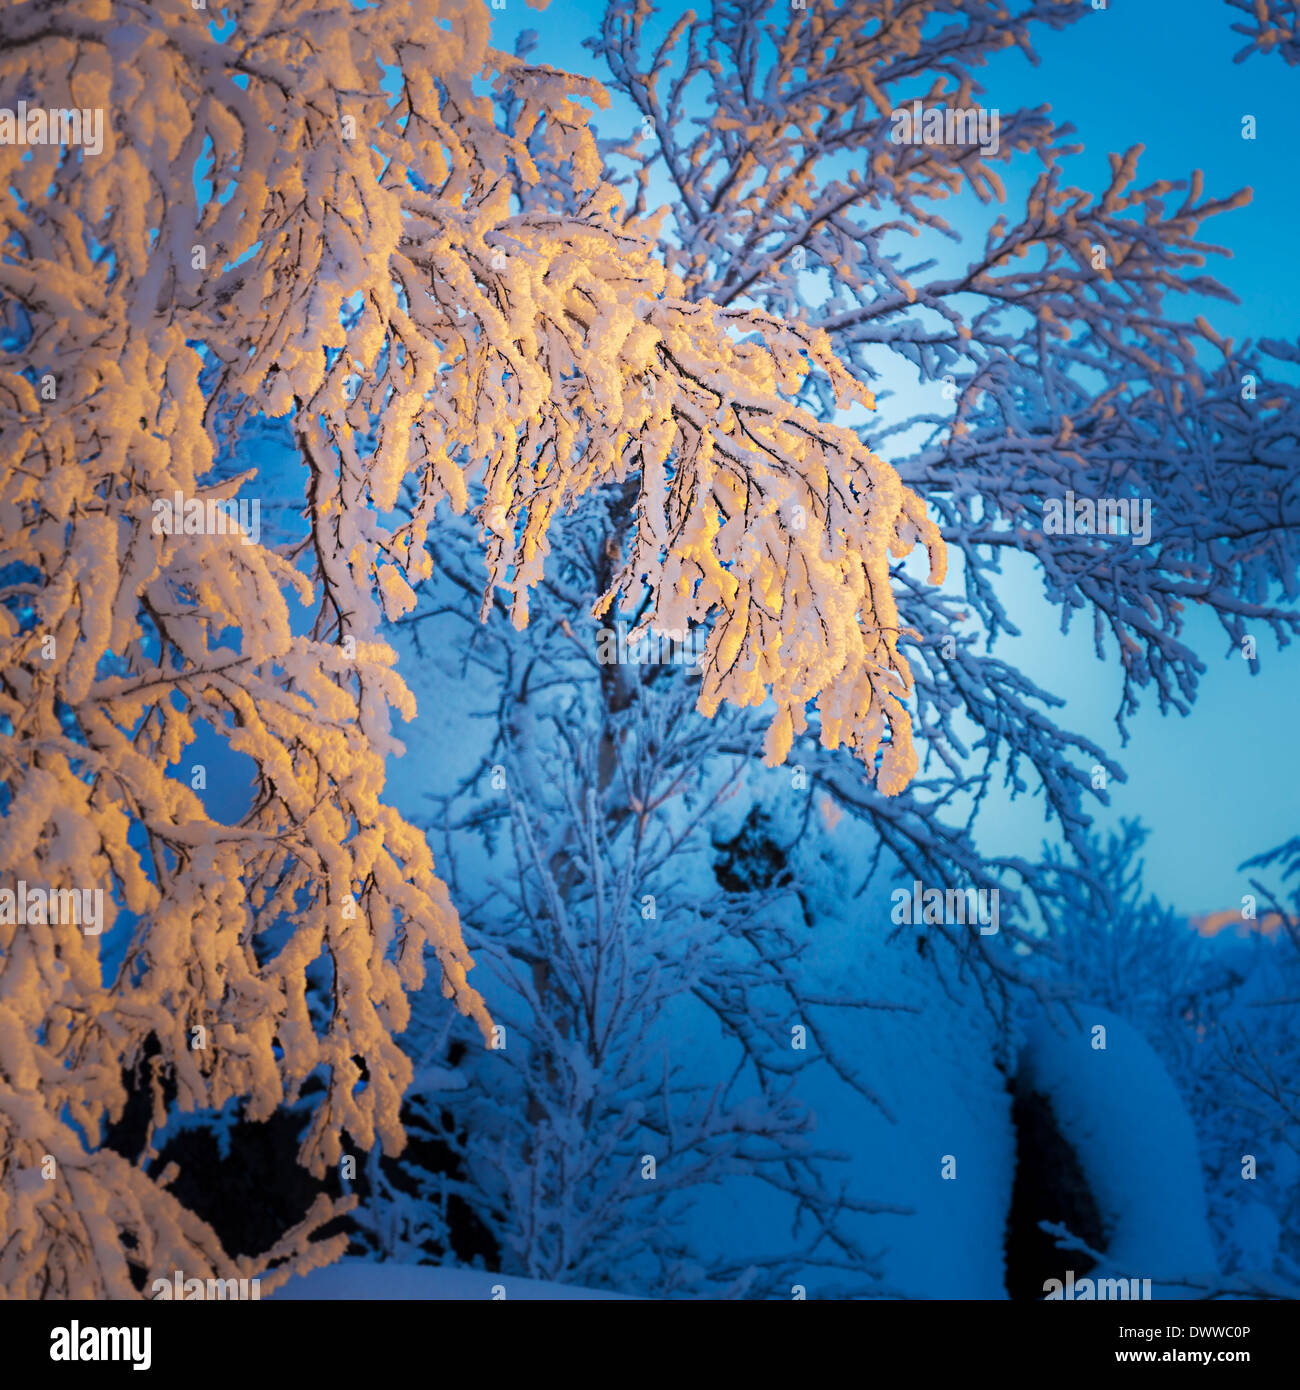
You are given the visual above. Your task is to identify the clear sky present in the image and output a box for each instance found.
[482,0,1299,918]
[912,0,1300,918]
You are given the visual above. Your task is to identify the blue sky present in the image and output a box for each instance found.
[478,0,1299,917]
[920,0,1300,918]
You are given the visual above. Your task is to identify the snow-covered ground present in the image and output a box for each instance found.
[677,826,1017,1298]
[1018,1006,1217,1296]
[335,531,1260,1302]
[273,1259,633,1300]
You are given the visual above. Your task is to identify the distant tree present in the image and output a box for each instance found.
[390,498,906,1296]
[1041,823,1300,1288]
[1039,822,1210,1022]
[1214,836,1300,1278]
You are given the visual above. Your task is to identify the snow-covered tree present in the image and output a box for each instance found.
[365,0,1300,1291]
[376,495,910,1296]
[1228,0,1300,65]
[0,0,944,1296]
[584,0,1300,928]
[1038,823,1300,1290]
[1210,836,1300,1279]
[4,0,1298,1299]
